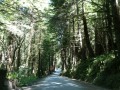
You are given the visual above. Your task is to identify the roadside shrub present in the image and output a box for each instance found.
[18,75,37,86]
[7,64,38,87]
[105,74,120,89]
[62,69,71,77]
[74,60,89,80]
[73,53,118,89]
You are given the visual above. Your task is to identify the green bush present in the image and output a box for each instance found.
[8,72,18,80]
[7,65,38,87]
[74,60,90,80]
[72,53,120,89]
[8,72,38,86]
[105,74,120,89]
[62,69,71,77]
[93,72,107,87]
[18,75,37,86]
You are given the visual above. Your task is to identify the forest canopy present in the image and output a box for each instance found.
[0,0,120,89]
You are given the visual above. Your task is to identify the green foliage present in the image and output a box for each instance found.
[18,75,37,86]
[8,72,38,87]
[51,0,65,8]
[94,73,120,89]
[8,72,18,80]
[62,70,71,77]
[86,53,115,82]
[7,65,38,86]
[74,60,89,80]
[66,53,120,89]
[105,74,120,89]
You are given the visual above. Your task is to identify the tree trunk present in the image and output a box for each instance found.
[106,0,114,52]
[82,0,94,58]
[0,69,8,90]
[111,0,120,59]
[82,15,94,58]
[48,53,52,74]
[16,47,21,71]
[37,49,42,78]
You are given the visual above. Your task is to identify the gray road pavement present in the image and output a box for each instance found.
[22,69,109,90]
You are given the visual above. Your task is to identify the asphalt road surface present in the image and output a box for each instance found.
[22,69,109,90]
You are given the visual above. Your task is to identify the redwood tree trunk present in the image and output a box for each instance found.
[82,0,94,58]
[83,15,94,58]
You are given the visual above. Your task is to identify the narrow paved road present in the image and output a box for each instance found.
[22,69,109,90]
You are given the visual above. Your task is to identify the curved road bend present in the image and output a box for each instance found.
[22,69,109,90]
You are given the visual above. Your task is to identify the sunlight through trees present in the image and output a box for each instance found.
[0,0,120,89]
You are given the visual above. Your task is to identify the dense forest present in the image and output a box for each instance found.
[0,0,120,90]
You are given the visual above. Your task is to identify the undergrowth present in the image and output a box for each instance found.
[8,71,38,86]
[63,53,120,89]
[7,65,38,87]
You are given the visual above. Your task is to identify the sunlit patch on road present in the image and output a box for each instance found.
[22,70,108,90]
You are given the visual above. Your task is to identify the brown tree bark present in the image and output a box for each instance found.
[82,15,94,57]
[82,0,94,58]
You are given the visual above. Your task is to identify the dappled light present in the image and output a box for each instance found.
[0,0,120,90]
[23,72,106,90]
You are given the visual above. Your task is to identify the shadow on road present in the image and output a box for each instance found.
[22,69,109,90]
